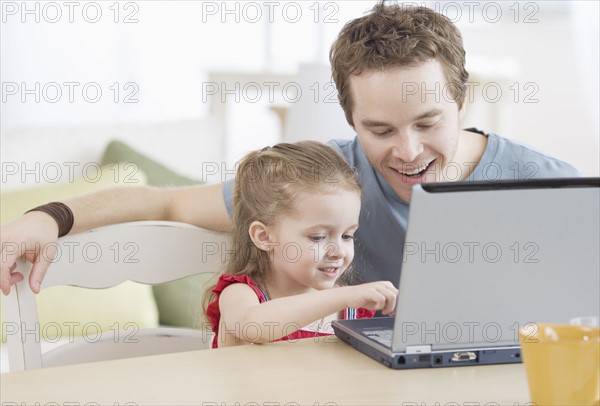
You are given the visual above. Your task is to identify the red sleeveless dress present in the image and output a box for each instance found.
[206,274,376,348]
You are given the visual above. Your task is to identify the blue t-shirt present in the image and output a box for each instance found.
[223,129,580,285]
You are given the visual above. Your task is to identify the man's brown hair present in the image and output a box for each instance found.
[330,2,469,126]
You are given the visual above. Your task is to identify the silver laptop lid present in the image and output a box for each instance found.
[392,178,600,353]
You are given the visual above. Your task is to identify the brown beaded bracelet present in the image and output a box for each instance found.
[25,202,74,237]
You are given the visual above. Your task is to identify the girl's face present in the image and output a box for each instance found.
[265,189,361,296]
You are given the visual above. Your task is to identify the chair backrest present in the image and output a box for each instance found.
[2,221,229,371]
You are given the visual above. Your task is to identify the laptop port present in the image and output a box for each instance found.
[451,351,477,362]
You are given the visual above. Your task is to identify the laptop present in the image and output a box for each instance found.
[332,178,600,369]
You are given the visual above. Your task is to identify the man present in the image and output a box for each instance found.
[0,2,578,295]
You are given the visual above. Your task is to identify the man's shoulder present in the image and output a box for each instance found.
[327,137,360,166]
[327,137,356,154]
[481,131,581,179]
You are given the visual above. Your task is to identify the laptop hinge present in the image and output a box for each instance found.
[406,345,432,354]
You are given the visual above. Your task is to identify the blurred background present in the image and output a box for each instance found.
[2,0,599,190]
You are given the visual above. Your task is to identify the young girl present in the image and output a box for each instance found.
[205,141,398,348]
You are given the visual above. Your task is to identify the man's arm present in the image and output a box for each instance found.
[66,183,230,234]
[0,183,231,295]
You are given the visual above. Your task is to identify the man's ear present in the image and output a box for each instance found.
[248,221,273,251]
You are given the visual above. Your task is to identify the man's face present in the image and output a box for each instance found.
[349,59,465,202]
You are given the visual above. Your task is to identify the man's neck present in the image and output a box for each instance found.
[452,129,488,181]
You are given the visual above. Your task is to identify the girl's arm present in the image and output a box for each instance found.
[216,281,398,346]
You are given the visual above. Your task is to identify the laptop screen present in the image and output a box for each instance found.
[392,178,600,352]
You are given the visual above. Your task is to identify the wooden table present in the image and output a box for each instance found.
[0,337,530,405]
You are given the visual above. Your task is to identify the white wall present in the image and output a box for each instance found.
[458,2,599,176]
[1,0,598,190]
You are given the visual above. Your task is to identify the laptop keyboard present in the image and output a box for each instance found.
[363,329,393,347]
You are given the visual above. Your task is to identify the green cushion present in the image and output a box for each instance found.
[151,273,218,329]
[100,140,214,329]
[100,140,200,187]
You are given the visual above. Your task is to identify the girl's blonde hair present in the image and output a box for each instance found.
[202,141,361,312]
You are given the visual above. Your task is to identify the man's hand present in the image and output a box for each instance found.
[0,212,60,295]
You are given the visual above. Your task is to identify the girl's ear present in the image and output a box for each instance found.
[458,102,467,122]
[248,221,273,251]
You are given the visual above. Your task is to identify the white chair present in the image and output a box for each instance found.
[2,221,229,371]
